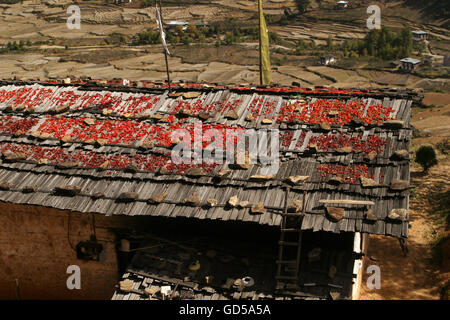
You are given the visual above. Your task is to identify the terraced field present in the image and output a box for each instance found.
[0,0,448,90]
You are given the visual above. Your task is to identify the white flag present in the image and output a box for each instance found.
[156,4,171,56]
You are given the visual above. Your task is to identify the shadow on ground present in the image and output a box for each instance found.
[360,235,440,300]
[360,165,450,300]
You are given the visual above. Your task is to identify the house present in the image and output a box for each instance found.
[0,79,419,300]
[400,57,421,72]
[336,1,349,9]
[166,21,189,31]
[412,30,429,41]
[320,55,336,65]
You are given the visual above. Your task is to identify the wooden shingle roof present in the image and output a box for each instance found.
[0,80,421,238]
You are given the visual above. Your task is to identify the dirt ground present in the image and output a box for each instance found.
[359,102,450,300]
[360,165,449,300]
[422,93,450,107]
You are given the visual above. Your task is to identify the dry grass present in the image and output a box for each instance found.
[63,48,141,65]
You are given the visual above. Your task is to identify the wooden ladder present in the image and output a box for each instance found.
[275,187,306,290]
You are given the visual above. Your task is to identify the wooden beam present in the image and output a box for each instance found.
[284,186,290,216]
[296,191,306,279]
[126,268,197,289]
[319,199,375,206]
[302,191,307,213]
[276,186,290,280]
[114,284,145,296]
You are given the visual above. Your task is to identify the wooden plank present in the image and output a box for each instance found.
[319,199,375,205]
[279,241,298,246]
[126,269,197,289]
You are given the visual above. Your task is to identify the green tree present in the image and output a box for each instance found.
[360,27,413,60]
[326,35,333,50]
[134,30,160,45]
[224,32,235,45]
[174,26,184,35]
[295,0,310,14]
[416,144,438,172]
[186,25,197,35]
[141,0,154,8]
[182,35,192,45]
[399,27,413,57]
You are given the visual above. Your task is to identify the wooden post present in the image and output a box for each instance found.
[302,190,307,214]
[15,279,20,300]
[258,0,262,85]
[398,238,409,256]
[164,50,171,92]
[158,0,171,92]
[276,186,290,281]
[284,185,290,215]
[296,191,307,280]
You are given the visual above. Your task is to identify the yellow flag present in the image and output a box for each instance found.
[258,0,272,85]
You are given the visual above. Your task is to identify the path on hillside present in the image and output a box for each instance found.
[360,165,449,300]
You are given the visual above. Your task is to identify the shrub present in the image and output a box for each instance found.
[415,144,438,172]
[431,234,448,266]
[436,139,450,155]
[141,0,154,8]
[295,0,311,14]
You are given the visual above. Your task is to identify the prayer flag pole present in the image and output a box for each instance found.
[157,1,171,91]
